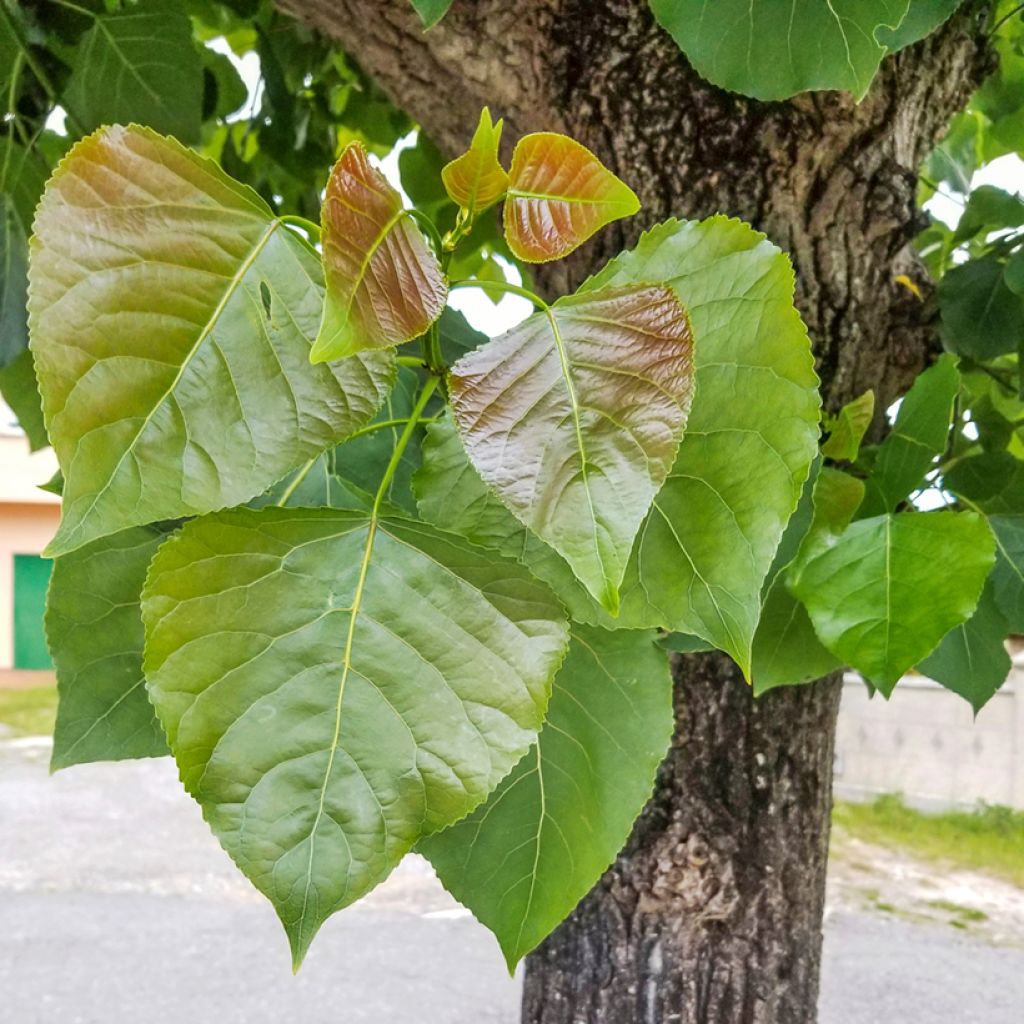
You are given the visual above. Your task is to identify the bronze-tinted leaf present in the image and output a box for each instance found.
[441,107,509,216]
[503,133,640,263]
[449,283,694,613]
[312,142,447,362]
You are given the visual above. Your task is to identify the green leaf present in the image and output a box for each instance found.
[0,194,29,370]
[442,108,509,217]
[859,354,959,515]
[939,257,1024,361]
[64,0,204,142]
[648,0,910,102]
[29,126,395,557]
[579,217,821,669]
[313,141,447,362]
[876,0,965,52]
[790,510,996,693]
[410,0,455,28]
[945,452,1024,513]
[0,138,49,232]
[0,348,47,451]
[918,581,1011,713]
[141,506,569,967]
[751,466,861,694]
[48,527,171,772]
[450,283,696,614]
[952,185,1024,244]
[503,133,640,263]
[422,218,820,671]
[658,632,714,653]
[421,625,673,969]
[821,390,875,462]
[989,514,1024,630]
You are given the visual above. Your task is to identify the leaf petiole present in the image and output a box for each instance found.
[450,278,548,309]
[372,375,439,513]
[280,215,322,243]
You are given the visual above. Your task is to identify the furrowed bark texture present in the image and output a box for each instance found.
[276,2,990,1021]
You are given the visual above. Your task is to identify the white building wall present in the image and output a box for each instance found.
[834,660,1024,811]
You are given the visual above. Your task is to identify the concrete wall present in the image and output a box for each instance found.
[0,434,60,669]
[834,658,1024,811]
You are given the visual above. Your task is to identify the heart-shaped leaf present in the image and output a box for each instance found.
[789,510,996,692]
[29,126,394,557]
[442,107,509,217]
[503,133,640,263]
[312,141,447,362]
[141,507,568,967]
[48,526,171,771]
[450,283,695,613]
[422,625,673,969]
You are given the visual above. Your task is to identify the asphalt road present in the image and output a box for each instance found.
[1,739,1022,1024]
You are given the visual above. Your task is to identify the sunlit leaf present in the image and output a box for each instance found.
[49,527,170,771]
[503,133,640,263]
[141,507,568,967]
[790,510,995,693]
[919,581,1011,714]
[442,107,509,216]
[450,283,695,613]
[29,126,394,557]
[313,141,447,362]
[422,625,672,969]
[577,217,821,670]
[859,354,959,515]
[64,0,204,142]
[821,390,874,462]
[649,0,910,101]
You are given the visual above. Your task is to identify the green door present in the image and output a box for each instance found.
[13,554,53,669]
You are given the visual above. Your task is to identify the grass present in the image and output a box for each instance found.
[834,794,1024,889]
[0,686,57,739]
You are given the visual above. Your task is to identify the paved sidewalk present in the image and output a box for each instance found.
[1,739,1021,1023]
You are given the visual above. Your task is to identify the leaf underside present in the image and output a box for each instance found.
[313,141,447,361]
[141,507,568,967]
[29,125,394,557]
[450,283,695,613]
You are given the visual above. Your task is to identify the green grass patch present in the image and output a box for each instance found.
[834,794,1024,889]
[0,686,57,739]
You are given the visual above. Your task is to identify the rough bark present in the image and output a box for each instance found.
[274,2,991,1021]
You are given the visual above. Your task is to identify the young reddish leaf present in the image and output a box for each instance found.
[504,133,640,263]
[312,142,447,363]
[442,107,509,216]
[450,283,694,614]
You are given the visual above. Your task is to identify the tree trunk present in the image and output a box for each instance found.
[275,2,991,1020]
[522,657,842,1023]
